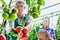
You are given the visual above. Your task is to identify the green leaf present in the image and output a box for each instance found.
[3,2,6,6]
[36,9,41,15]
[10,31,18,37]
[26,0,30,5]
[1,0,4,2]
[31,1,37,7]
[37,0,45,5]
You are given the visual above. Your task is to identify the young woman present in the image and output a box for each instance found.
[40,17,56,40]
[37,17,56,40]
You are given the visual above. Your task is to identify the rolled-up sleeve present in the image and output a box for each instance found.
[8,20,14,28]
[27,15,33,22]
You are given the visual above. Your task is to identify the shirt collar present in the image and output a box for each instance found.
[17,14,26,19]
[43,27,49,30]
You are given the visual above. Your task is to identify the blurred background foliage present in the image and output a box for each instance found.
[28,22,43,40]
[55,14,60,40]
[0,0,60,40]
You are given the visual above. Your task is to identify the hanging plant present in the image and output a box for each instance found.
[0,0,18,40]
[55,14,60,40]
[25,0,45,18]
[28,22,43,40]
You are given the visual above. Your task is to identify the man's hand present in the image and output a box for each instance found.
[25,21,32,31]
[13,26,22,34]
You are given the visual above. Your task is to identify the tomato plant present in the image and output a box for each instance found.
[25,0,45,18]
[55,14,60,40]
[28,22,43,40]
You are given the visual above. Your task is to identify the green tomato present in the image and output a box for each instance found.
[38,0,45,5]
[32,12,39,18]
[29,11,33,16]
[12,8,18,14]
[2,13,9,20]
[9,14,17,21]
[3,7,9,12]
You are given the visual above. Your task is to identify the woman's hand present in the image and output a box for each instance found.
[48,34,54,40]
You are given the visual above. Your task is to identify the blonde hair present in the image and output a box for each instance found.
[43,16,50,22]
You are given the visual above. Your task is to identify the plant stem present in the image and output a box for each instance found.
[17,17,27,40]
[5,33,12,40]
[17,28,23,40]
[9,0,12,8]
[1,20,4,28]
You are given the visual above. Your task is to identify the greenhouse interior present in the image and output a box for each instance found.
[0,0,60,40]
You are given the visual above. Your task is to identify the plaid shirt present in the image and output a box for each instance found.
[41,27,56,40]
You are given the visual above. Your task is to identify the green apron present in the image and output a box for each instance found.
[14,14,28,28]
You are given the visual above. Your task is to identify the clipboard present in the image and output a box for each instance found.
[36,32,50,40]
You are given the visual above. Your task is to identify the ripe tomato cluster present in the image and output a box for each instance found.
[13,26,29,40]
